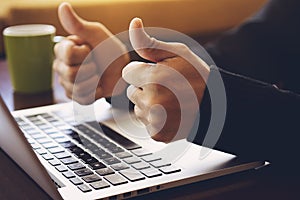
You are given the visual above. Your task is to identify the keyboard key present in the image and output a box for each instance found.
[49,133,65,139]
[43,128,58,135]
[83,129,99,139]
[101,141,117,149]
[95,151,113,160]
[61,129,76,135]
[57,125,72,131]
[60,157,78,165]
[21,125,36,132]
[31,143,41,150]
[90,180,110,190]
[94,137,109,146]
[159,165,181,174]
[70,177,83,185]
[150,160,171,168]
[123,156,142,164]
[89,147,106,156]
[110,163,129,171]
[74,124,89,132]
[119,169,145,182]
[36,148,47,155]
[32,122,45,127]
[131,162,151,170]
[88,162,106,170]
[31,134,46,140]
[42,153,54,160]
[25,130,41,135]
[115,151,132,159]
[42,142,58,149]
[54,152,71,159]
[69,134,82,143]
[141,154,162,163]
[140,167,162,178]
[68,163,85,171]
[55,165,68,172]
[82,157,98,165]
[48,147,65,154]
[75,168,93,177]
[75,151,91,160]
[85,143,99,152]
[39,124,53,130]
[107,146,124,154]
[60,142,75,148]
[96,167,115,176]
[67,146,84,155]
[103,157,120,165]
[55,137,70,144]
[36,138,52,144]
[104,173,128,186]
[131,148,152,157]
[48,159,61,166]
[63,171,75,179]
[77,184,92,192]
[82,174,101,183]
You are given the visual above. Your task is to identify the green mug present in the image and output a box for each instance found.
[3,24,57,94]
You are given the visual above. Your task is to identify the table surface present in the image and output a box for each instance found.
[0,59,299,200]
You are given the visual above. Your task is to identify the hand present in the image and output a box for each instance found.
[122,18,210,143]
[53,2,130,104]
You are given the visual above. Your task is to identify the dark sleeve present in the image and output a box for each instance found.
[189,66,300,169]
[205,0,300,88]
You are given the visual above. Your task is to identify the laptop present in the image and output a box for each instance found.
[0,95,265,200]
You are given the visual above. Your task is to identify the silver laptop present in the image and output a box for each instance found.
[0,95,265,200]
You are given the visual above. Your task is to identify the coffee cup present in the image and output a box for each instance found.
[3,24,58,94]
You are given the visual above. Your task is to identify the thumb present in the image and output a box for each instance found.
[58,2,113,48]
[129,18,178,62]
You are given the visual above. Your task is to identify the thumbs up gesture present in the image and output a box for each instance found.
[53,3,129,104]
[123,18,210,143]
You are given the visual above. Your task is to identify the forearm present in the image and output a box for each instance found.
[189,66,300,165]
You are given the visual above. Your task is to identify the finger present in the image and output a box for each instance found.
[122,61,154,87]
[58,2,113,47]
[126,85,142,105]
[54,39,92,66]
[53,59,97,83]
[63,74,100,97]
[129,17,181,62]
[67,35,86,45]
[134,105,149,126]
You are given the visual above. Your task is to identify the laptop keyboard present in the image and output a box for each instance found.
[14,112,181,193]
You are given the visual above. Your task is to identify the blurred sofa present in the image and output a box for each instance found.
[0,0,267,56]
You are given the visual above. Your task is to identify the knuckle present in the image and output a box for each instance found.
[143,97,155,109]
[177,43,189,50]
[70,45,90,64]
[65,67,78,83]
[72,83,86,96]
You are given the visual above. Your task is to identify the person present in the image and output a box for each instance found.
[53,0,300,172]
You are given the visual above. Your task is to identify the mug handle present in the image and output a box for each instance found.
[53,36,65,43]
